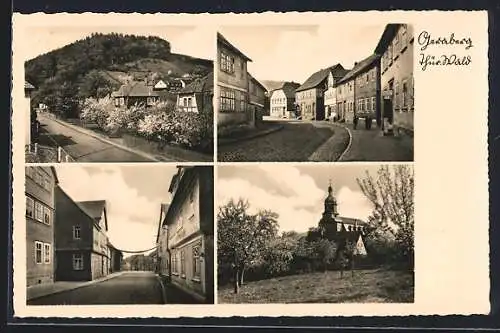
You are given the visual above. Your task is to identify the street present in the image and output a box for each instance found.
[28,272,164,305]
[217,119,413,162]
[37,114,153,162]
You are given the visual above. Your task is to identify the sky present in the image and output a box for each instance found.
[218,24,386,83]
[55,165,177,258]
[218,164,391,233]
[23,25,216,61]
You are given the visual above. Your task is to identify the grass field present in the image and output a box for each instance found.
[218,268,414,304]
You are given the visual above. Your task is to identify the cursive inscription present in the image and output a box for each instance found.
[417,31,473,71]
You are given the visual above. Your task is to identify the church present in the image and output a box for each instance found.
[317,181,368,256]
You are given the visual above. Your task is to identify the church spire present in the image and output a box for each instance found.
[323,179,338,217]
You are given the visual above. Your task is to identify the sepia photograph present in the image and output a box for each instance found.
[25,165,214,305]
[21,25,214,163]
[217,164,414,303]
[217,24,414,162]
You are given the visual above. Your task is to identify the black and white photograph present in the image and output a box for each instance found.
[25,165,214,305]
[217,24,414,162]
[217,164,414,303]
[22,25,214,163]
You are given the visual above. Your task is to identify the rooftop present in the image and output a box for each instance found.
[217,32,252,62]
[337,53,380,84]
[295,64,347,92]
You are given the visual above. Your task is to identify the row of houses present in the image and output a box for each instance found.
[216,32,267,130]
[269,23,415,134]
[111,71,214,114]
[155,166,214,304]
[26,166,123,287]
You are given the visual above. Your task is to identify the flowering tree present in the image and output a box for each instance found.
[80,96,114,130]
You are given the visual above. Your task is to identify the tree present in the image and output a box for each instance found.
[356,165,414,270]
[312,239,337,272]
[217,199,279,293]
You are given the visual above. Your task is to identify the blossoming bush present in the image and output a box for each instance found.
[80,96,113,130]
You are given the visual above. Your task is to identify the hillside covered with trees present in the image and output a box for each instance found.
[25,33,212,118]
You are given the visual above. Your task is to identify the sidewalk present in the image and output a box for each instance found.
[218,122,284,146]
[27,271,126,301]
[308,122,350,161]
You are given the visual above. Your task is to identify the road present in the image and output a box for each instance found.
[218,120,340,162]
[28,272,164,305]
[37,114,153,162]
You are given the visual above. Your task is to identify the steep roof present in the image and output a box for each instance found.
[374,24,402,54]
[280,82,301,99]
[217,32,252,62]
[337,53,380,84]
[248,73,267,92]
[178,71,213,94]
[25,81,35,90]
[76,200,108,231]
[295,63,346,92]
[112,81,159,98]
[261,80,286,92]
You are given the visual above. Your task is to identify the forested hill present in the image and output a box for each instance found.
[25,33,212,117]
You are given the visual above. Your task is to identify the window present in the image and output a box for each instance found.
[34,201,44,222]
[371,97,376,112]
[180,250,186,277]
[73,254,84,270]
[402,81,408,110]
[35,241,43,264]
[73,225,81,239]
[114,98,120,107]
[220,52,234,74]
[43,206,51,225]
[365,98,370,111]
[43,243,51,264]
[366,74,369,82]
[239,93,245,112]
[193,244,201,280]
[401,25,408,49]
[220,87,236,112]
[337,223,342,232]
[42,176,51,191]
[34,170,43,186]
[395,82,400,110]
[26,196,34,218]
[172,252,178,274]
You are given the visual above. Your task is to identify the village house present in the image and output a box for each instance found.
[317,182,368,258]
[155,203,170,274]
[248,73,267,126]
[26,166,58,287]
[167,79,187,93]
[335,73,355,123]
[108,241,123,273]
[375,24,415,134]
[295,64,348,121]
[54,188,111,281]
[270,82,301,119]
[323,72,344,121]
[217,32,253,129]
[153,79,168,91]
[176,71,214,113]
[337,54,381,128]
[156,166,214,303]
[25,81,35,145]
[112,81,160,108]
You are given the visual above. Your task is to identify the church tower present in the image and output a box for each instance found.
[318,180,342,239]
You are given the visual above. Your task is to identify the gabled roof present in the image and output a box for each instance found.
[112,81,159,98]
[295,64,346,92]
[178,71,213,95]
[25,81,35,90]
[217,32,252,62]
[337,53,380,85]
[76,200,108,231]
[261,80,286,92]
[374,24,403,54]
[276,82,301,99]
[338,216,368,226]
[248,73,267,92]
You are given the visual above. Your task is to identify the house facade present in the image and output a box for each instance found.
[270,82,301,119]
[157,166,214,303]
[324,73,339,121]
[108,242,123,273]
[25,82,35,145]
[296,64,348,121]
[155,203,170,274]
[176,71,214,113]
[375,24,415,134]
[26,166,58,287]
[248,74,267,126]
[217,32,253,128]
[337,54,381,126]
[336,79,355,122]
[54,189,110,281]
[112,81,160,108]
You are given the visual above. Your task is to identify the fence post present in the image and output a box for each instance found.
[57,147,62,162]
[34,143,38,154]
[65,154,70,163]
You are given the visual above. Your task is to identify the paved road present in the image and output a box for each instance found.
[28,271,164,305]
[38,114,153,162]
[218,120,335,162]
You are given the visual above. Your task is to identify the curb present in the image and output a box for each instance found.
[218,125,284,146]
[27,271,125,302]
[307,122,351,162]
[334,123,353,162]
[41,115,161,162]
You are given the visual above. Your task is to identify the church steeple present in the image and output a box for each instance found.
[323,179,338,217]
